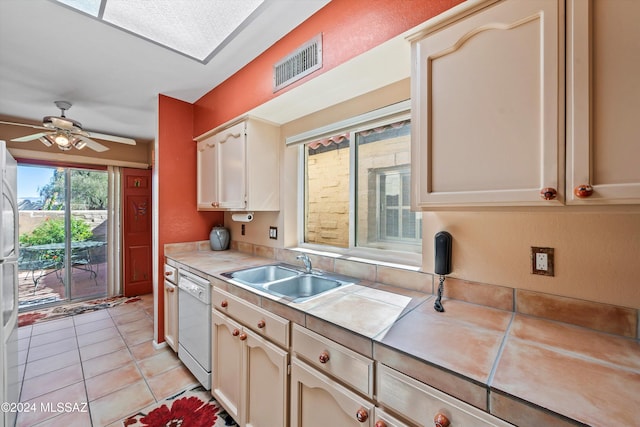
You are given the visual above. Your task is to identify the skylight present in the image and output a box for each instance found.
[54,0,265,62]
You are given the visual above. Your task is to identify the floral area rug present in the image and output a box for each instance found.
[123,386,238,427]
[17,295,141,327]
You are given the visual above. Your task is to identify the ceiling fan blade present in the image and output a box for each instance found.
[0,120,49,131]
[86,131,136,145]
[11,132,52,142]
[77,136,109,152]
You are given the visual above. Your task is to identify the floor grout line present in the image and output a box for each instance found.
[15,296,197,427]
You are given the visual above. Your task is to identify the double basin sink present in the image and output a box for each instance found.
[222,263,354,303]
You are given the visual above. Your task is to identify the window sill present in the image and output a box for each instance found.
[289,245,422,272]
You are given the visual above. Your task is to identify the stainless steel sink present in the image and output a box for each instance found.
[264,274,342,301]
[223,263,354,302]
[229,264,300,285]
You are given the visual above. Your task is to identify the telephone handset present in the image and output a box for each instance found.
[434,231,452,312]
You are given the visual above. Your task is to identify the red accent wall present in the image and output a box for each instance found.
[156,0,462,341]
[193,0,463,135]
[157,95,223,341]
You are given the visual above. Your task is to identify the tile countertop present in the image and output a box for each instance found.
[166,249,640,426]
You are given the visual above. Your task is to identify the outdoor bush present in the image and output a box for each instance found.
[19,217,93,246]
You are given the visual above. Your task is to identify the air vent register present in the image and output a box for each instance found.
[273,34,323,92]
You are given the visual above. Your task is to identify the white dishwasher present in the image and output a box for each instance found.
[177,269,211,389]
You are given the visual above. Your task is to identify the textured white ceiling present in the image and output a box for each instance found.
[99,0,265,61]
[0,0,330,142]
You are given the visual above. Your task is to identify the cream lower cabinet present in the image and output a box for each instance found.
[290,324,376,427]
[211,287,289,427]
[244,330,288,427]
[290,358,375,427]
[410,0,563,206]
[377,364,514,427]
[163,264,178,352]
[211,310,243,422]
[566,0,640,204]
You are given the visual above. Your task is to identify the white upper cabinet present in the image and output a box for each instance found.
[411,0,640,207]
[411,0,563,206]
[196,117,280,211]
[197,135,218,210]
[566,0,640,204]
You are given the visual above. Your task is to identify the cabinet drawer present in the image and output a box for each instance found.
[213,287,289,348]
[373,407,411,427]
[292,323,374,397]
[377,364,514,427]
[164,264,177,284]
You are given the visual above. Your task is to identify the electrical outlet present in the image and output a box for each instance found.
[269,226,278,240]
[531,247,554,276]
[241,224,246,236]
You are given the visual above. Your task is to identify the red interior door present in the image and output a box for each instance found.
[122,168,152,296]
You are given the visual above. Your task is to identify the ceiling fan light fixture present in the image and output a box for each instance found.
[3,101,135,152]
[54,132,71,147]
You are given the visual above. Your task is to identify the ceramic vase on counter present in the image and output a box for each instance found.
[209,226,230,251]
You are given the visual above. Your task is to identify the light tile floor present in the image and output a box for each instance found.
[15,295,199,426]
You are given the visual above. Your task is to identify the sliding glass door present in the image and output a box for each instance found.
[17,165,108,310]
[68,169,108,300]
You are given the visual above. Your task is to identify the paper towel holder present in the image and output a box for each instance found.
[231,212,254,222]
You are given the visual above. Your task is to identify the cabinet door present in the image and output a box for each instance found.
[163,281,178,352]
[412,0,563,206]
[212,310,243,422]
[243,329,288,427]
[290,359,374,427]
[566,0,640,204]
[197,136,218,210]
[217,122,246,209]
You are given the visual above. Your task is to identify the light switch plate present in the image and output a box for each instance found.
[531,247,554,276]
[269,226,278,240]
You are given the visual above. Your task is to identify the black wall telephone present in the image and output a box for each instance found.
[434,231,452,312]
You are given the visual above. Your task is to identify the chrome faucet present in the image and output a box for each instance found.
[296,253,312,273]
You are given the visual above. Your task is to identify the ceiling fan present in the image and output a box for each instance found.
[0,101,136,152]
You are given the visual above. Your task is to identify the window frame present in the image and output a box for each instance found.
[290,101,422,266]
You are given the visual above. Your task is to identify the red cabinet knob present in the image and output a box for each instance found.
[574,184,594,198]
[434,413,450,427]
[375,421,387,427]
[355,408,368,423]
[540,187,557,200]
[257,320,266,329]
[164,271,172,276]
[239,333,247,341]
[318,351,330,364]
[221,300,228,308]
[232,329,240,337]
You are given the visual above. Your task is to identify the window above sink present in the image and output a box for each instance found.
[287,100,422,259]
